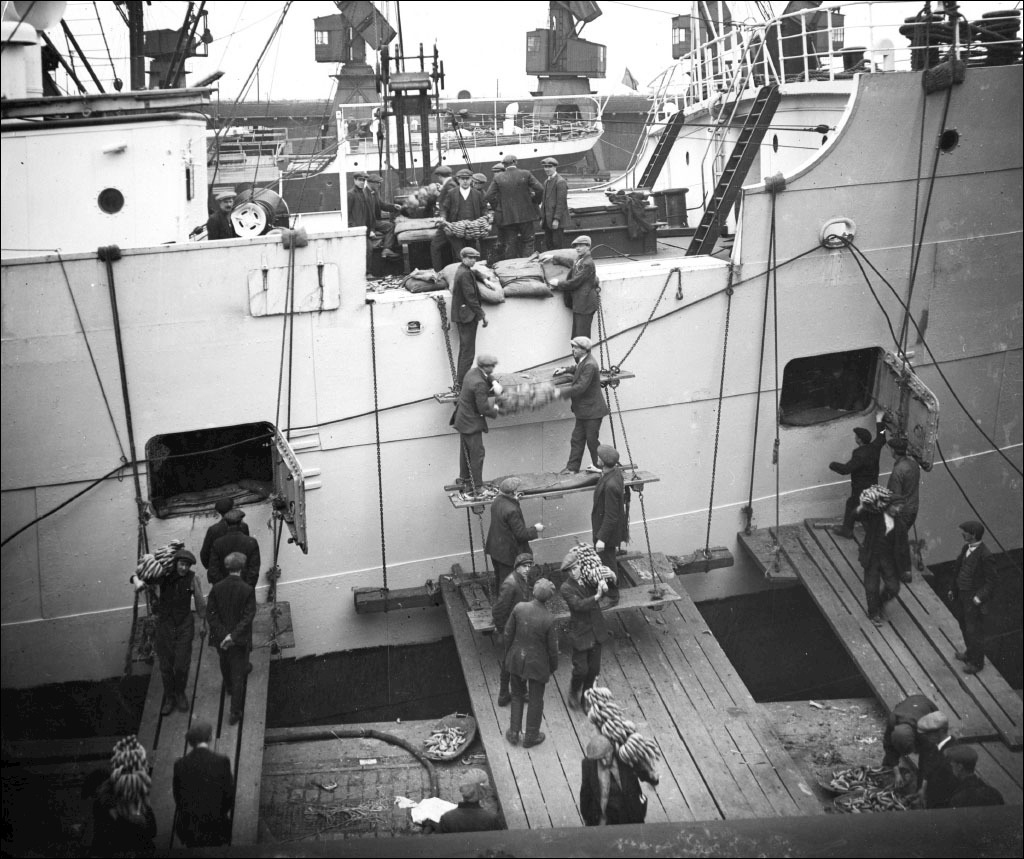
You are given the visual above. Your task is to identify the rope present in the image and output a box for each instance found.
[704,268,735,555]
[93,1,121,90]
[465,509,478,575]
[286,242,298,438]
[274,243,296,430]
[368,301,388,589]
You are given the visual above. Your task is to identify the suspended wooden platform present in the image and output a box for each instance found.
[440,574,821,829]
[444,469,659,509]
[756,520,1023,750]
[137,601,291,848]
[433,368,636,404]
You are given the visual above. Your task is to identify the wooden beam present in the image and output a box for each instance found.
[353,583,443,614]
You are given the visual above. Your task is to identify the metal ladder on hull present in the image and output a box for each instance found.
[686,85,781,256]
[637,109,686,189]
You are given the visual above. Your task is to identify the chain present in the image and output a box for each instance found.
[431,294,458,389]
[476,509,490,577]
[615,267,680,369]
[465,509,478,575]
[369,301,388,589]
[705,268,735,555]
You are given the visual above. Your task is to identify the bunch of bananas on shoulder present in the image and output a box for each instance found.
[133,539,185,583]
[566,543,617,589]
[583,686,661,783]
[110,735,152,803]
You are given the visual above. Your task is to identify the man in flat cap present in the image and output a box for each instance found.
[440,168,486,261]
[200,498,250,574]
[429,165,458,271]
[491,553,536,707]
[173,721,234,846]
[484,153,543,259]
[450,245,489,387]
[207,552,256,726]
[348,172,396,267]
[156,548,206,716]
[485,163,506,263]
[206,191,237,241]
[593,444,628,575]
[452,352,500,497]
[942,520,997,674]
[208,508,261,589]
[486,478,544,591]
[560,548,616,711]
[555,336,609,475]
[550,235,599,339]
[472,172,489,192]
[504,578,559,748]
[880,693,937,789]
[828,412,887,538]
[540,157,569,251]
[915,710,958,809]
[886,436,921,582]
[366,174,401,259]
[947,745,1005,807]
[438,768,501,832]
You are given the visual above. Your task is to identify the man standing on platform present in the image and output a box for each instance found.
[486,162,506,263]
[485,154,543,259]
[887,437,921,582]
[560,548,616,711]
[504,578,559,748]
[173,721,234,847]
[943,520,997,675]
[366,174,401,259]
[828,412,887,538]
[207,552,256,726]
[540,157,569,251]
[551,236,600,339]
[441,168,486,261]
[429,165,457,271]
[592,444,628,575]
[450,246,488,387]
[452,353,500,498]
[855,485,901,628]
[200,498,249,575]
[155,549,206,716]
[208,508,260,590]
[555,336,609,475]
[491,553,535,708]
[486,479,543,591]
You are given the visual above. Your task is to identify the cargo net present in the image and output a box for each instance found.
[583,686,661,784]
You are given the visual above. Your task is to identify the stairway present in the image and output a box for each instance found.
[686,85,781,256]
[637,109,686,189]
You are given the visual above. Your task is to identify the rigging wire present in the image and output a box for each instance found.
[92,1,121,90]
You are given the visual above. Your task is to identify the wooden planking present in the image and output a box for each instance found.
[447,471,660,509]
[975,743,1024,805]
[737,528,800,581]
[618,552,676,585]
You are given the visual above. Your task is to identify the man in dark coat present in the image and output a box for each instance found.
[486,479,543,591]
[452,353,500,496]
[173,721,234,847]
[200,498,250,573]
[485,162,506,263]
[560,548,616,711]
[880,693,937,788]
[155,549,206,716]
[484,153,543,258]
[855,485,901,627]
[943,520,997,674]
[438,768,501,832]
[504,579,559,748]
[366,174,400,259]
[540,156,569,250]
[440,168,486,260]
[552,235,600,338]
[492,553,535,706]
[592,444,628,574]
[947,745,1005,807]
[828,414,887,538]
[205,191,237,240]
[887,436,921,582]
[207,508,260,589]
[429,165,458,270]
[916,710,958,809]
[580,734,652,826]
[450,246,488,387]
[555,336,610,474]
[207,552,256,725]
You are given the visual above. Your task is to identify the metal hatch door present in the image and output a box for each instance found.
[873,350,940,471]
[272,427,308,554]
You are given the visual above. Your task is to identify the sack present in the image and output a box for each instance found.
[405,277,445,294]
[503,280,553,298]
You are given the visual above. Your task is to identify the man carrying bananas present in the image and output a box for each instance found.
[560,547,618,711]
[155,548,206,717]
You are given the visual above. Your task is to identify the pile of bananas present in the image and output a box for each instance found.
[496,380,559,415]
[830,765,910,813]
[828,765,890,792]
[424,725,467,757]
[110,735,151,803]
[858,484,893,512]
[583,686,661,784]
[134,539,185,582]
[567,543,617,588]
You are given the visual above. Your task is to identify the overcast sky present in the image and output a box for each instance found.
[53,1,1020,102]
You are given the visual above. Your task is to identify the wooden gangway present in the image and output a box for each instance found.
[441,570,821,829]
[137,602,290,848]
[740,520,1023,754]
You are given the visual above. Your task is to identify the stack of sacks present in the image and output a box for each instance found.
[393,215,440,242]
[403,268,445,294]
[493,256,571,297]
[440,261,504,304]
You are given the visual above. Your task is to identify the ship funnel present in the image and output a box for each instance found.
[1,1,66,100]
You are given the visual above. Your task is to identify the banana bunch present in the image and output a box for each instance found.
[495,380,559,415]
[858,484,893,512]
[134,539,185,582]
[583,686,661,783]
[109,735,151,803]
[617,733,662,784]
[571,543,617,588]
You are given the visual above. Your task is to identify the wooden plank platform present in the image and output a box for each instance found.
[766,520,1022,750]
[433,369,636,404]
[737,527,800,581]
[445,470,659,509]
[441,574,820,829]
[137,602,286,848]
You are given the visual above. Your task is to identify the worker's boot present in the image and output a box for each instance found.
[567,677,584,711]
[176,692,189,712]
[160,695,174,717]
[522,732,546,749]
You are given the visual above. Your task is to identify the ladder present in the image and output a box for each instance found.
[637,109,686,189]
[686,84,781,256]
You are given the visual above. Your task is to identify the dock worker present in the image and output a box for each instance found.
[429,165,457,270]
[206,191,237,241]
[471,172,488,192]
[366,174,401,259]
[155,548,206,716]
[555,336,610,475]
[452,353,501,498]
[854,484,901,628]
[486,162,506,263]
[540,156,569,251]
[886,436,921,582]
[592,444,628,575]
[450,246,488,387]
[440,168,486,261]
[173,721,234,847]
[207,508,261,590]
[943,520,997,675]
[492,552,536,707]
[91,736,157,855]
[200,498,250,573]
[438,768,501,832]
[486,479,544,591]
[550,235,599,339]
[580,734,652,826]
[916,710,958,809]
[347,172,388,267]
[828,411,887,539]
[560,547,617,711]
[504,578,559,748]
[947,745,1005,807]
[880,693,937,789]
[484,153,543,259]
[207,552,256,726]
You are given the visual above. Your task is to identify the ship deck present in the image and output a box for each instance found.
[441,570,822,828]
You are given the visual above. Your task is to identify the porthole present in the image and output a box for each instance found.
[939,128,960,152]
[772,134,779,153]
[98,188,124,214]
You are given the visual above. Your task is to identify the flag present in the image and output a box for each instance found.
[622,67,639,91]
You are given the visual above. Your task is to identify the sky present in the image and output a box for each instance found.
[51,1,1023,103]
